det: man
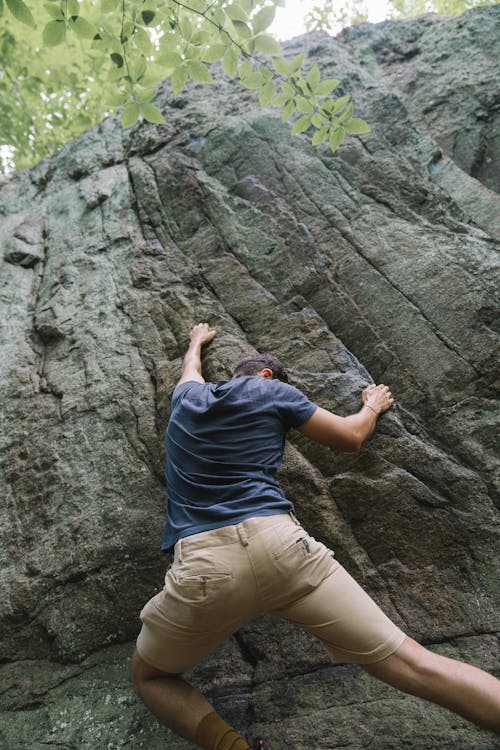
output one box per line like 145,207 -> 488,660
132,323 -> 500,749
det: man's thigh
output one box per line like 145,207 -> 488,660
136,534 -> 257,673
274,556 -> 405,664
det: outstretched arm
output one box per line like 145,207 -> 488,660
298,383 -> 394,452
175,323 -> 216,389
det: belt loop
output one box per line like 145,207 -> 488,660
237,524 -> 249,547
289,511 -> 301,526
178,539 -> 183,562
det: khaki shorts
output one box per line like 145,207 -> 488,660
136,514 -> 405,673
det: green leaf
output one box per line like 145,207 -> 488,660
141,10 -> 155,26
137,64 -> 164,87
331,95 -> 350,114
259,64 -> 273,82
0,0 -> 4,16
289,53 -> 304,72
311,126 -> 329,146
311,113 -> 327,128
329,125 -> 345,151
140,102 -> 165,124
292,114 -> 312,135
158,50 -> 183,70
187,60 -> 212,83
252,5 -> 275,34
104,90 -> 128,107
185,0 -> 205,11
136,87 -> 157,103
295,96 -> 314,113
254,33 -> 281,56
6,0 -> 35,27
315,78 -> 340,96
172,64 -> 188,94
71,16 -> 97,39
101,0 -> 119,11
122,100 -> 139,128
133,27 -> 154,55
281,99 -> 295,122
43,19 -> 66,46
223,46 -> 238,78
107,64 -> 124,81
271,91 -> 289,107
129,54 -> 147,82
178,15 -> 193,41
67,0 -> 79,15
306,64 -> 321,90
273,57 -> 290,77
238,59 -> 252,79
232,20 -> 252,39
338,101 -> 354,123
259,80 -> 276,107
242,38 -> 255,55
44,3 -> 64,20
344,117 -> 371,135
110,52 -> 124,68
121,20 -> 134,41
191,29 -> 211,46
225,3 -> 248,22
296,77 -> 309,95
202,44 -> 226,63
241,71 -> 263,89
210,8 -> 225,27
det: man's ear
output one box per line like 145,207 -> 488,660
258,368 -> 273,380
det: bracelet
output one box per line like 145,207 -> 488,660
364,403 -> 379,416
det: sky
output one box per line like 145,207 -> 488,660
270,0 -> 392,39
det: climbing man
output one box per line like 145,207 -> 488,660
132,322 -> 500,749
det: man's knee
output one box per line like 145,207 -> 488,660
131,648 -> 179,698
363,637 -> 438,693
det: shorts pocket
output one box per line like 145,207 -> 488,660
271,524 -> 337,595
271,522 -> 314,560
168,549 -> 233,607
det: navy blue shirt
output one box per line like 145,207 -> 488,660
161,376 -> 317,550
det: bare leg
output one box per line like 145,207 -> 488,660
131,649 -> 213,743
364,636 -> 500,733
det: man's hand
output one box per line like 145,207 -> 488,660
189,323 -> 216,346
175,323 -> 216,389
362,383 -> 394,415
298,382 -> 395,452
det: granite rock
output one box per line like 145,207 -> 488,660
0,6 -> 499,749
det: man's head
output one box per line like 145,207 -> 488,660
232,354 -> 289,383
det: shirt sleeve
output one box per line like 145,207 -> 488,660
272,381 -> 318,430
171,380 -> 204,407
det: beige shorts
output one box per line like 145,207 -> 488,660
136,514 -> 405,673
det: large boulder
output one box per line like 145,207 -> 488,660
0,6 -> 498,748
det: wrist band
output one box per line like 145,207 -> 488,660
364,403 -> 379,416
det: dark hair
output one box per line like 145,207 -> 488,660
232,354 -> 289,383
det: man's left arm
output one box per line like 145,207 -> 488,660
175,323 -> 216,389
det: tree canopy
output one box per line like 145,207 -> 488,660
0,0 -> 497,174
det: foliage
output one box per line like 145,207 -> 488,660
306,0 -> 368,34
305,0 -> 499,32
2,0 -> 498,173
0,2 -> 111,172
390,0 -> 499,17
0,0 -> 371,173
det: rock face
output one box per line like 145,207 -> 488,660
1,6 -> 499,749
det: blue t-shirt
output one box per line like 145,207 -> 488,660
161,376 -> 317,550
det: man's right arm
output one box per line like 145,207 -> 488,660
297,384 -> 394,452
174,322 -> 216,390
